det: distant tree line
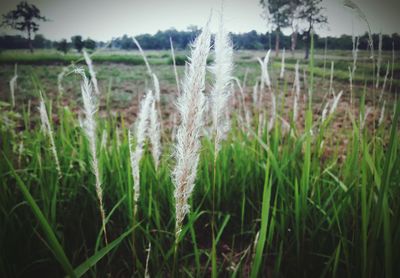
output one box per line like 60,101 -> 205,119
2,1 -> 400,55
1,29 -> 400,53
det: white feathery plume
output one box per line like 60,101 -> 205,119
351,34 -> 359,75
129,91 -> 153,216
344,0 -> 374,59
329,61 -> 335,96
210,11 -> 234,152
202,96 -> 212,138
329,90 -> 343,115
173,21 -> 211,239
171,112 -> 177,142
79,71 -> 107,242
57,67 -> 68,95
149,96 -> 161,170
321,102 -> 329,122
83,50 -> 100,95
184,61 -> 189,76
280,48 -> 285,79
38,95 -> 61,178
264,50 -> 272,89
257,57 -> 265,90
233,77 -> 247,126
9,69 -> 18,108
133,38 -> 163,137
128,130 -> 137,212
78,114 -> 84,128
259,50 -> 272,90
348,66 -> 353,105
133,37 -> 152,76
379,101 -> 386,126
252,81 -> 259,107
170,37 -> 181,95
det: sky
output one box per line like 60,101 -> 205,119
0,0 -> 399,41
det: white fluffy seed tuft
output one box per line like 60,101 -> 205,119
83,50 -> 100,95
38,94 -> 61,178
129,91 -> 154,216
173,21 -> 211,239
210,11 -> 234,152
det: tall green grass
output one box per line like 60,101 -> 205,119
1,39 -> 400,277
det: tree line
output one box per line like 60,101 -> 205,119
1,30 -> 399,53
1,1 -> 399,55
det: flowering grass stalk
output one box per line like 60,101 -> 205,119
257,50 -> 271,90
210,12 -> 234,152
9,65 -> 18,108
129,90 -> 153,216
252,81 -> 259,108
149,96 -> 161,170
57,67 -> 68,96
349,66 -> 353,105
172,21 -> 211,240
79,70 -> 107,243
83,50 -> 100,95
38,94 -> 61,178
170,37 -> 181,95
329,61 -> 335,95
133,37 -> 152,76
379,101 -> 386,126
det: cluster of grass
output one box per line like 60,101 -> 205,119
1,39 -> 400,278
1,94 -> 399,277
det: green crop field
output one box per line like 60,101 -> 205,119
1,29 -> 400,278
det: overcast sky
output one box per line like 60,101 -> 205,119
0,0 -> 399,41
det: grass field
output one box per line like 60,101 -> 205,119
1,37 -> 400,278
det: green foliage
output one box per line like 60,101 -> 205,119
84,38 -> 96,51
55,39 -> 70,54
0,44 -> 400,277
1,1 -> 47,52
168,54 -> 187,65
71,35 -> 84,53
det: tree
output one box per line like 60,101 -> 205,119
33,34 -> 51,48
288,0 -> 301,56
71,35 -> 84,52
56,39 -> 69,54
84,38 -> 96,51
298,0 -> 327,59
260,0 -> 291,56
1,1 -> 47,53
